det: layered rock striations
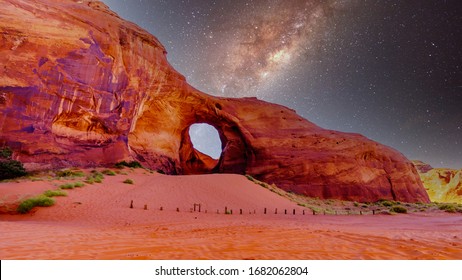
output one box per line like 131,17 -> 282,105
0,0 -> 429,202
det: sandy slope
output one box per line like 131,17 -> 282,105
1,170 -> 461,259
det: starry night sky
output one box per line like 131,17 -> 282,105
101,0 -> 462,168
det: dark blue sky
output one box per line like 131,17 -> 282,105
102,0 -> 461,168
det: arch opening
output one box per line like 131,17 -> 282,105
179,120 -> 250,175
188,123 -> 222,160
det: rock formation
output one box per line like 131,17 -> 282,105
413,161 -> 462,204
0,0 -> 430,202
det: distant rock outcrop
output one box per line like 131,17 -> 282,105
413,161 -> 462,204
412,160 -> 434,174
0,0 -> 429,202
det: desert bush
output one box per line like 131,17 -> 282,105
59,183 -> 75,189
55,169 -> 85,178
381,200 -> 395,207
115,161 -> 143,169
43,190 -> 67,197
17,195 -> 55,214
102,169 -> 116,176
74,181 -> 84,188
85,172 -> 104,184
390,205 -> 407,214
0,147 -> 27,180
123,178 -> 134,184
0,159 -> 27,180
0,147 -> 13,158
438,204 -> 457,213
85,177 -> 95,184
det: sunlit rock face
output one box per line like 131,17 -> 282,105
0,0 -> 429,202
413,161 -> 462,204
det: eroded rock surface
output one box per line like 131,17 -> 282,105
0,0 -> 429,202
413,161 -> 462,203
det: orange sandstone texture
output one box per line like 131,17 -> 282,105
0,0 -> 429,202
0,172 -> 460,260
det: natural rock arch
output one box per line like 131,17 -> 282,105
178,106 -> 251,174
0,0 -> 430,203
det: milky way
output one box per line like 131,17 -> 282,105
209,1 -> 331,97
102,0 -> 461,168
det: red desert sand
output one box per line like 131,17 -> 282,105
1,170 -> 461,260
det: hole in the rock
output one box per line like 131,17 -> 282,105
188,123 -> 222,160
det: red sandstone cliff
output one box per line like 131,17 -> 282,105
0,0 -> 430,202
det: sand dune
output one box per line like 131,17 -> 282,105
1,170 -> 461,259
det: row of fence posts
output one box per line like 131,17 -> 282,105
129,200 -> 377,215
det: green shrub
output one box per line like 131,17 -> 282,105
74,181 -> 84,188
59,183 -> 75,189
0,159 -> 27,180
85,172 -> 104,184
0,147 -> 27,180
55,169 -> 85,178
390,205 -> 407,214
381,200 -> 395,207
438,204 -> 457,213
17,195 -> 55,214
85,177 -> 95,184
0,147 -> 13,158
43,190 -> 67,197
115,161 -> 143,169
123,178 -> 134,184
59,182 -> 85,189
102,169 -> 116,176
